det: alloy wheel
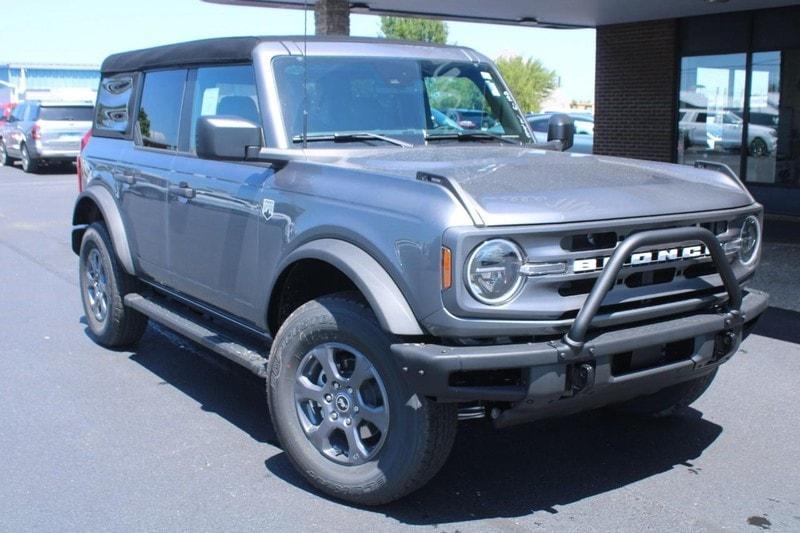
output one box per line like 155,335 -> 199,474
294,342 -> 390,465
85,248 -> 109,322
21,145 -> 29,171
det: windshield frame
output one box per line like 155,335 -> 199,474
269,53 -> 534,150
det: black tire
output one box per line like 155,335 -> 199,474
20,143 -> 38,173
79,222 -> 148,348
0,139 -> 11,166
609,369 -> 718,418
267,292 -> 457,505
749,137 -> 769,157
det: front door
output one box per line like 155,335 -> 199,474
166,64 -> 271,322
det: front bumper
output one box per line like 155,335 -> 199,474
392,226 -> 769,427
392,289 -> 767,425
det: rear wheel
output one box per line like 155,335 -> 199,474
20,143 -> 38,173
267,293 -> 457,505
609,370 -> 718,418
0,139 -> 11,166
79,222 -> 148,348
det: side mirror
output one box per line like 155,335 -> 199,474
196,115 -> 261,160
547,113 -> 575,152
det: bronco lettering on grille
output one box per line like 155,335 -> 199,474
573,244 -> 709,273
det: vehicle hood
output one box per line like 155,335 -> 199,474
334,145 -> 754,226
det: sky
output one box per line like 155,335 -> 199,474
0,0 -> 596,102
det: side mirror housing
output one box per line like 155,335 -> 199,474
547,113 -> 575,152
196,115 -> 261,160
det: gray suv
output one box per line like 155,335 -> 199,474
72,37 -> 768,505
0,100 -> 93,172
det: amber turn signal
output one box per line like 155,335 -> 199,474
441,246 -> 452,290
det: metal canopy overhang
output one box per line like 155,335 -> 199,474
203,0 -> 800,28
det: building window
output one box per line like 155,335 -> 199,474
677,54 -> 747,174
678,51 -> 800,189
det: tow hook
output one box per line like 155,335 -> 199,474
569,363 -> 596,394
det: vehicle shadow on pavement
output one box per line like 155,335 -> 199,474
266,405 -> 722,523
108,322 -> 722,524
120,325 -> 279,446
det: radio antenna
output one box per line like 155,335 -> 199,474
302,0 -> 309,149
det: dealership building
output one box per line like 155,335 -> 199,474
210,0 -> 800,217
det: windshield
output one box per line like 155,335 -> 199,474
38,106 -> 94,121
273,56 -> 531,146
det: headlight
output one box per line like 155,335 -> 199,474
466,239 -> 524,305
739,215 -> 761,266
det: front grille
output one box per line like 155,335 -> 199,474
487,211 -> 749,322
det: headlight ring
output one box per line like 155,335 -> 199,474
739,215 -> 761,266
466,239 -> 525,305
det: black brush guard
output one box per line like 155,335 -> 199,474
391,227 -> 767,416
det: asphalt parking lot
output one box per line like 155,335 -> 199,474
1,164 -> 799,532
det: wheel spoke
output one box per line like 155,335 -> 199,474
359,405 -> 389,434
306,418 -> 335,450
312,345 -> 343,382
347,352 -> 374,389
345,425 -> 370,462
294,375 -> 324,403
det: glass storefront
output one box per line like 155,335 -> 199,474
678,49 -> 800,197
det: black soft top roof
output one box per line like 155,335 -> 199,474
101,36 -> 263,74
100,35 -> 465,74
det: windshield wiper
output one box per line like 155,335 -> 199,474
424,131 -> 520,145
292,132 -> 413,148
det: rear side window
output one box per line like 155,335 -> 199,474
137,69 -> 187,150
188,65 -> 260,152
40,106 -> 94,121
95,74 -> 136,134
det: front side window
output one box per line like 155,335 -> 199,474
189,64 -> 260,152
137,69 -> 186,150
273,56 -> 531,146
10,103 -> 24,121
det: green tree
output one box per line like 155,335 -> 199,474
380,16 -> 448,44
495,56 -> 557,113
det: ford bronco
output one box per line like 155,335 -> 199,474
72,37 -> 769,505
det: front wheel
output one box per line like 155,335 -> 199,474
267,293 -> 457,505
20,143 -> 38,173
609,369 -> 718,418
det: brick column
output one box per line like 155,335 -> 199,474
594,20 -> 679,162
315,0 -> 350,36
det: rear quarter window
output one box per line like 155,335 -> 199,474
94,74 -> 136,135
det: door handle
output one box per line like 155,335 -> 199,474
171,181 -> 195,199
114,169 -> 136,184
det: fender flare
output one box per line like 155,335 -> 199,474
72,185 -> 136,275
279,239 -> 424,336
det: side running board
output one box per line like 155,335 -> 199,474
124,293 -> 269,377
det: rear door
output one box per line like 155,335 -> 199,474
167,64 -> 271,322
117,68 -> 187,284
